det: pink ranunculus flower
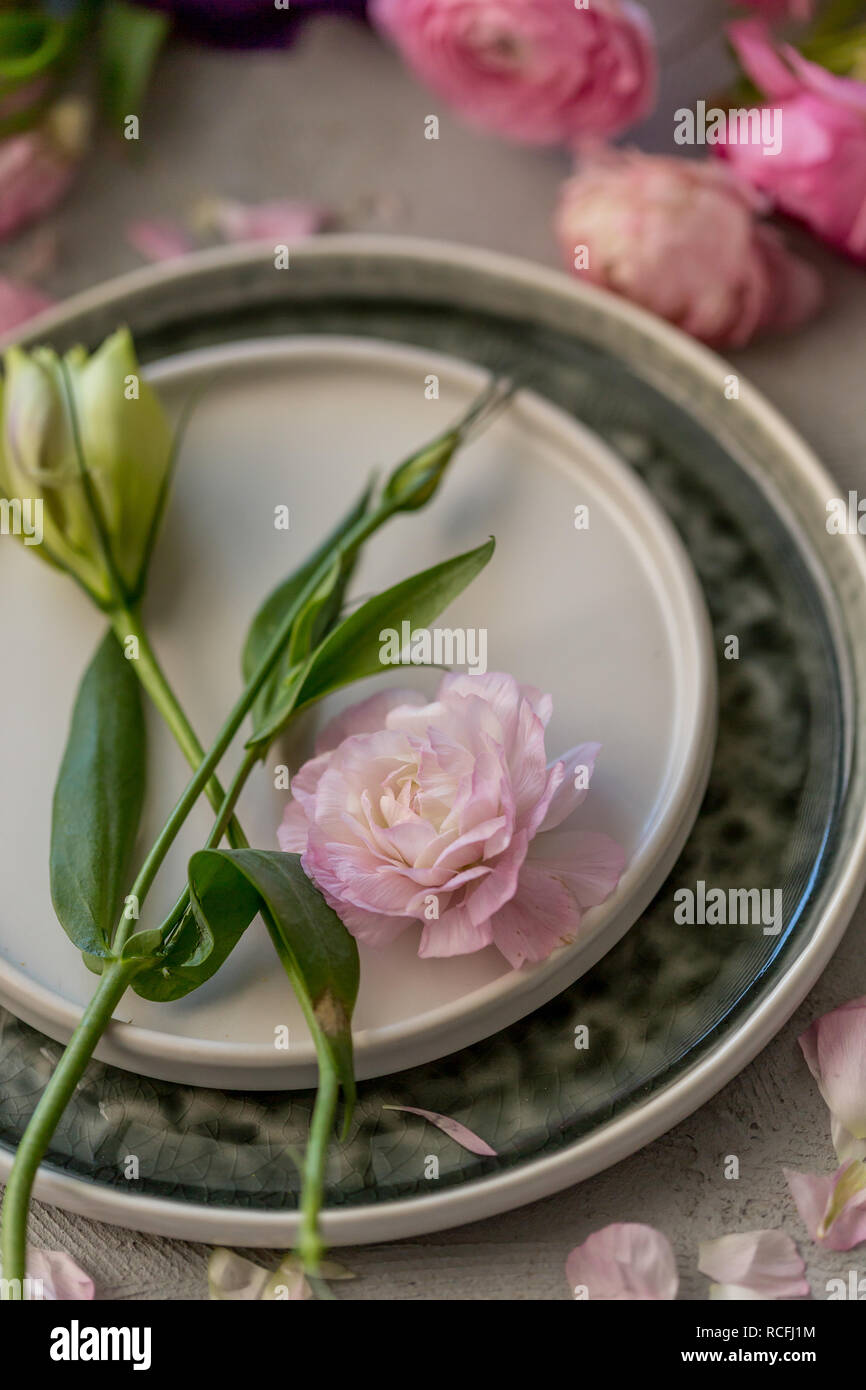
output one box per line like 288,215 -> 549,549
370,0 -> 657,146
798,996 -> 866,1163
720,20 -> 866,261
278,673 -> 625,967
0,98 -> 89,243
565,1223 -> 678,1301
554,148 -> 822,348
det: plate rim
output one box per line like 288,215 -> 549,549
0,332 -> 717,1088
2,234 -> 865,1246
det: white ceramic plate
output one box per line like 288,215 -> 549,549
0,336 -> 715,1087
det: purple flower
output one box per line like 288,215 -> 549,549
140,0 -> 367,49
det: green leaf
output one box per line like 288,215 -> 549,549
98,1 -> 170,134
50,631 -> 146,958
243,479 -> 373,740
149,850 -> 359,1114
131,856 -> 262,1002
247,537 -> 496,750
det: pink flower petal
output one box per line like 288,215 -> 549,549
382,1104 -> 497,1156
0,1250 -> 95,1300
698,1230 -> 809,1300
786,1162 -> 866,1251
199,197 -> 330,244
798,996 -> 866,1161
539,741 -> 601,831
0,276 -> 53,334
566,1223 -> 678,1301
126,218 -> 195,263
315,688 -> 425,753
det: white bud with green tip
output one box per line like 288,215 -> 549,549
0,327 -> 173,606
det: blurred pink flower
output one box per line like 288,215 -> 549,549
0,277 -> 53,335
0,99 -> 88,243
555,148 -> 822,347
698,1230 -> 809,1300
370,0 -> 657,145
565,1224 -> 678,1301
278,673 -> 625,967
721,20 -> 866,261
786,1161 -> 866,1251
799,996 -> 866,1163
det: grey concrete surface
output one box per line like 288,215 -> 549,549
2,17 -> 865,1301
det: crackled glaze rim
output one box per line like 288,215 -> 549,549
1,236 -> 864,1247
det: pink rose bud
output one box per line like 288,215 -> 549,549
721,20 -> 866,262
370,0 -> 657,145
0,98 -> 89,243
555,148 -> 823,347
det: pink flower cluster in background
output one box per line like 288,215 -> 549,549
720,21 -> 866,263
370,0 -> 656,145
555,148 -> 822,347
279,672 -> 625,968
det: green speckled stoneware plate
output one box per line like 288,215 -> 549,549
1,238 -> 865,1247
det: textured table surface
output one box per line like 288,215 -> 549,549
2,17 -> 866,1301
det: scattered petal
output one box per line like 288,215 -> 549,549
786,1161 -> 866,1251
126,218 -> 195,262
698,1230 -> 809,1300
196,196 -> 330,244
382,1104 -> 497,1156
208,1248 -> 311,1300
0,1249 -> 94,1300
566,1223 -> 678,1301
798,996 -> 866,1162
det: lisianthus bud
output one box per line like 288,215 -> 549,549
383,378 -> 514,512
0,328 -> 173,605
382,430 -> 460,512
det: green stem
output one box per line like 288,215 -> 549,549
296,1051 -> 339,1276
0,957 -> 142,1295
108,606 -> 248,852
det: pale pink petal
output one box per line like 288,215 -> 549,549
26,1250 -> 94,1300
200,197 -> 330,244
315,688 -> 425,753
566,1223 -> 678,1301
698,1230 -> 809,1300
528,829 -> 627,908
489,859 -> 584,969
418,899 -> 496,957
0,276 -> 53,334
538,742 -> 601,831
126,218 -> 195,262
383,1105 -> 497,1156
798,997 -> 866,1161
786,1162 -> 866,1251
277,799 -> 310,853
